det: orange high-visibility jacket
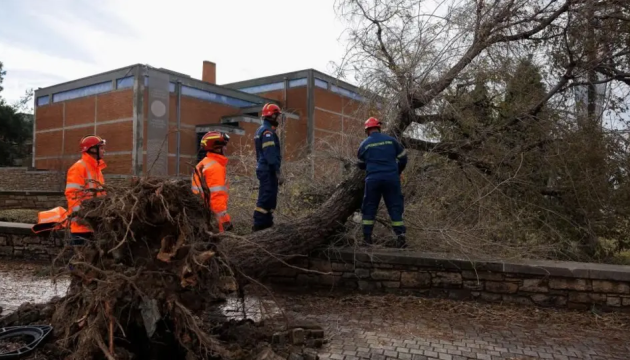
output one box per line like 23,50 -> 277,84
191,152 -> 231,232
65,153 -> 107,233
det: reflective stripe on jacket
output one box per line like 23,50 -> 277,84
191,152 -> 231,231
65,153 -> 107,233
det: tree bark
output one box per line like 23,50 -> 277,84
225,169 -> 365,275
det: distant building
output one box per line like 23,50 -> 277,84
32,62 -> 379,177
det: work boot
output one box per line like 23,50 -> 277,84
395,234 -> 408,249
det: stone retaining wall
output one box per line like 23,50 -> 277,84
3,220 -> 630,311
0,191 -> 67,210
0,222 -> 64,261
266,249 -> 630,311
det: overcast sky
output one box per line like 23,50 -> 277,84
0,0 -> 349,104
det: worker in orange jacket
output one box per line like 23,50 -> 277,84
191,131 -> 233,232
65,135 -> 107,245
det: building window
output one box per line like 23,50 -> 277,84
181,85 -> 258,108
52,81 -> 113,103
117,76 -> 134,89
331,85 -> 365,102
289,78 -> 308,88
238,81 -> 285,94
314,78 -> 328,89
36,95 -> 50,107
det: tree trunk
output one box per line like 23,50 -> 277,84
226,168 -> 365,275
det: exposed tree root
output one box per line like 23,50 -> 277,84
1,176 -> 347,359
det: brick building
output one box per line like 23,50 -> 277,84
32,61 -> 378,176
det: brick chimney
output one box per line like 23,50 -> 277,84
202,61 -> 216,84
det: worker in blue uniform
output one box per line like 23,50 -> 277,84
252,103 -> 285,232
357,117 -> 408,248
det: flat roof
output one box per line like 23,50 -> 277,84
34,64 -> 278,108
221,68 -> 383,103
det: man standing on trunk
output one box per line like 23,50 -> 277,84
252,103 -> 285,232
357,117 -> 408,248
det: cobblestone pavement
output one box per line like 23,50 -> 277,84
274,292 -> 630,360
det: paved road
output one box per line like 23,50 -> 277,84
271,292 -> 630,360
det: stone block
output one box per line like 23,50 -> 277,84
448,289 -> 473,300
568,292 -> 606,304
462,270 -> 503,281
530,294 -> 567,307
371,269 -> 400,281
318,275 -> 340,286
376,264 -> 394,269
296,274 -> 314,284
308,329 -> 324,339
268,277 -> 297,285
287,353 -> 304,360
23,237 -> 42,245
305,339 -> 324,348
480,292 -> 502,302
0,236 -> 6,246
592,280 -> 630,294
463,280 -> 483,291
501,295 -> 533,306
606,296 -> 621,307
290,328 -> 305,345
331,262 -> 354,272
12,237 -> 23,246
432,272 -> 462,287
485,281 -> 518,294
310,260 -> 332,273
382,281 -> 400,288
622,296 -> 630,306
303,349 -> 319,360
354,268 -> 370,279
267,266 -> 297,277
549,278 -> 590,291
521,279 -> 548,293
400,271 -> 431,288
358,280 -> 378,291
0,246 -> 13,256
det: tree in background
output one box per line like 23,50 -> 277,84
0,61 -> 5,93
0,61 -> 34,166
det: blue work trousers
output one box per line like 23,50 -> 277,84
253,169 -> 278,229
361,178 -> 405,237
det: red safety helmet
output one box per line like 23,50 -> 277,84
364,117 -> 382,130
80,135 -> 106,152
200,131 -> 230,151
261,103 -> 281,117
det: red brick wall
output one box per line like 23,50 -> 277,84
64,97 -> 95,127
35,104 -> 63,131
34,89 -> 134,175
312,88 -> 368,180
97,90 -> 133,122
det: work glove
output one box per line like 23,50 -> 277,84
223,221 -> 234,232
